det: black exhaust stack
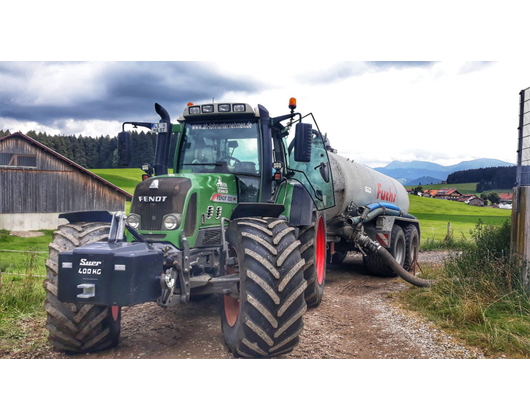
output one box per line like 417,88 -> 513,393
154,103 -> 172,176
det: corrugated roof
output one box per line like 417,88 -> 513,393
0,132 -> 132,201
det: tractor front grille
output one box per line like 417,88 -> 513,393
131,177 -> 192,231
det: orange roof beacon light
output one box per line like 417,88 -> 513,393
289,97 -> 297,112
187,102 -> 194,107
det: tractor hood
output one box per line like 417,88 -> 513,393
130,177 -> 192,231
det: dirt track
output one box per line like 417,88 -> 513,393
61,251 -> 483,360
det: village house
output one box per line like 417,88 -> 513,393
499,193 -> 513,204
468,197 -> 486,206
457,194 -> 478,203
434,188 -> 462,201
421,189 -> 439,198
0,132 -> 132,230
421,189 -> 462,201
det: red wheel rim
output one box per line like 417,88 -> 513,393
111,306 -> 119,321
224,247 -> 240,327
316,217 -> 326,285
224,295 -> 239,327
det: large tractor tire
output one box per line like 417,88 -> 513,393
44,222 -> 122,353
299,211 -> 327,307
221,217 -> 307,358
363,224 -> 406,277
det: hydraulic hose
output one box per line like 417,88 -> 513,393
341,203 -> 431,287
374,246 -> 432,288
355,233 -> 432,288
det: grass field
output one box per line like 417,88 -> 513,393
0,230 -> 51,276
408,194 -> 511,244
92,168 -> 144,195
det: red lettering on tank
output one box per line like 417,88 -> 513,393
376,183 -> 396,203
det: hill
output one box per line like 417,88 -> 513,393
373,158 -> 514,185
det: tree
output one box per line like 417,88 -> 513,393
413,186 -> 423,195
487,192 -> 500,205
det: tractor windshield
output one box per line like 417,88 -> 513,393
177,122 -> 260,176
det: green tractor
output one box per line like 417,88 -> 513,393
44,99 -> 335,358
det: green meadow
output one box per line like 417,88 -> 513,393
92,168 -> 146,195
408,194 -> 511,243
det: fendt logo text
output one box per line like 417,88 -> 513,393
138,196 -> 168,202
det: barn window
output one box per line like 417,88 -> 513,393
0,153 -> 37,167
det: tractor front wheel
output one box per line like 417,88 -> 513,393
44,222 -> 121,353
220,217 -> 307,358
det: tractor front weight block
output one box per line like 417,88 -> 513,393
58,242 -> 164,306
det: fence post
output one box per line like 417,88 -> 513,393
0,261 -> 2,292
445,222 -> 451,241
512,88 -> 530,287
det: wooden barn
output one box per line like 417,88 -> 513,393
0,132 -> 132,230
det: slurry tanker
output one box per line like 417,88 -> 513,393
44,98 -> 426,358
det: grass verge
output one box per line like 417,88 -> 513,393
0,231 -> 52,357
401,220 -> 530,358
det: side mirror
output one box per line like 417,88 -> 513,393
117,131 -> 131,167
293,123 -> 312,162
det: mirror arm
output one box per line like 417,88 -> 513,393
271,112 -> 302,128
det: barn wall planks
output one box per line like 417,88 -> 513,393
0,135 -> 126,214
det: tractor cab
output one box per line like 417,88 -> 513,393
176,104 -> 262,203
174,100 -> 335,211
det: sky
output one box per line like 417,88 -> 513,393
0,60 -> 526,168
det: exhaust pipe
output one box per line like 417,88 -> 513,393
154,103 -> 172,176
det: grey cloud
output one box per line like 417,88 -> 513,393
303,61 -> 437,84
0,62 -> 266,126
367,61 -> 437,69
458,61 -> 495,75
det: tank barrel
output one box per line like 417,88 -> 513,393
325,152 -> 410,220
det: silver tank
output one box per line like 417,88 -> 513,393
325,152 -> 410,219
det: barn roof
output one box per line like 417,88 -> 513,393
0,132 -> 132,201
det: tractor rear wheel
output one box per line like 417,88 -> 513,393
44,222 -> 121,353
300,211 -> 327,307
220,217 -> 307,358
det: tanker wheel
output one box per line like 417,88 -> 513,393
43,222 -> 121,353
363,224 -> 406,277
300,211 -> 327,307
220,217 -> 307,358
403,224 -> 420,272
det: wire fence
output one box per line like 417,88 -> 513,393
0,249 -> 49,283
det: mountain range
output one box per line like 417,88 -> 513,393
371,158 -> 515,185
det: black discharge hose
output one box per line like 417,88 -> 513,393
373,246 -> 432,288
355,233 -> 432,288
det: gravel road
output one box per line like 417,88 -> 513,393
62,250 -> 483,360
